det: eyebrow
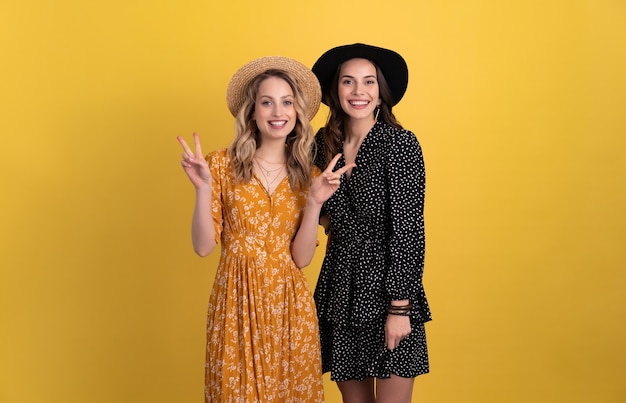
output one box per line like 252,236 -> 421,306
258,94 -> 294,99
340,74 -> 377,79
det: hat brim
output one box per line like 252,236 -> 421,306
312,43 -> 408,106
226,56 -> 321,121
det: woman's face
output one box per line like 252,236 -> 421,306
337,58 -> 380,121
253,76 -> 297,141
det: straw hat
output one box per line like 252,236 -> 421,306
226,56 -> 322,121
312,43 -> 408,106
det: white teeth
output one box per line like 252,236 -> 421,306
269,121 -> 287,127
350,101 -> 368,106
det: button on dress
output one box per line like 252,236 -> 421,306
203,149 -> 324,402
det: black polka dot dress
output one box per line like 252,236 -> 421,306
313,121 -> 431,382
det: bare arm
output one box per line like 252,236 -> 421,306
190,186 -> 216,257
177,133 -> 217,257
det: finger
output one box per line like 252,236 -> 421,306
333,162 -> 356,176
177,136 -> 194,157
323,173 -> 339,185
324,153 -> 343,173
193,132 -> 204,157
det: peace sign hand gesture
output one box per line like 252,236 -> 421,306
308,153 -> 355,205
177,133 -> 213,190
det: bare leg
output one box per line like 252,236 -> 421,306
337,378 -> 375,403
375,375 -> 415,403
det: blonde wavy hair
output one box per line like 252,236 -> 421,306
227,69 -> 315,191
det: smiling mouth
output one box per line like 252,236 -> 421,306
268,121 -> 288,127
349,100 -> 370,106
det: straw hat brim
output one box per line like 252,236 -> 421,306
312,43 -> 408,106
226,56 -> 321,121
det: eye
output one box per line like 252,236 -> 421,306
341,79 -> 353,85
261,100 -> 272,106
366,79 -> 376,85
283,100 -> 293,106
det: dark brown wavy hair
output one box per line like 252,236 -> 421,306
321,60 -> 403,164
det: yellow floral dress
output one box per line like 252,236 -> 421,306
204,149 -> 324,403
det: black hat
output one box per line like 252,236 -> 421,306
311,43 -> 408,106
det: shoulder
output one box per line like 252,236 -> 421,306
206,148 -> 230,169
206,148 -> 228,160
377,122 -> 419,146
314,128 -> 325,150
314,127 -> 324,139
313,128 -> 326,168
312,165 -> 323,177
373,122 -> 422,158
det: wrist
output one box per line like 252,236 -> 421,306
195,183 -> 212,194
306,196 -> 323,209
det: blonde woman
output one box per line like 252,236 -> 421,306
177,56 -> 351,402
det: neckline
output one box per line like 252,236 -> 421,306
253,172 -> 288,197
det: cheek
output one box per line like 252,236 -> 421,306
367,85 -> 380,99
287,106 -> 297,120
287,116 -> 297,130
287,114 -> 297,130
252,107 -> 261,121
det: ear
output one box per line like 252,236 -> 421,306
377,99 -> 382,106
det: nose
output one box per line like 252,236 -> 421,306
352,82 -> 364,94
272,103 -> 283,116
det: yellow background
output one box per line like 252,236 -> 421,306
1,0 -> 625,402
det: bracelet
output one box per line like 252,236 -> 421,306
387,303 -> 412,316
389,304 -> 412,310
387,308 -> 411,316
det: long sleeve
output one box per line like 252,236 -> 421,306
385,130 -> 426,300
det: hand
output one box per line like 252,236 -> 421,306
308,154 -> 355,205
385,314 -> 411,350
177,133 -> 213,190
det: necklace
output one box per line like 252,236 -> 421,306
254,154 -> 286,166
254,157 -> 284,175
254,157 -> 285,194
